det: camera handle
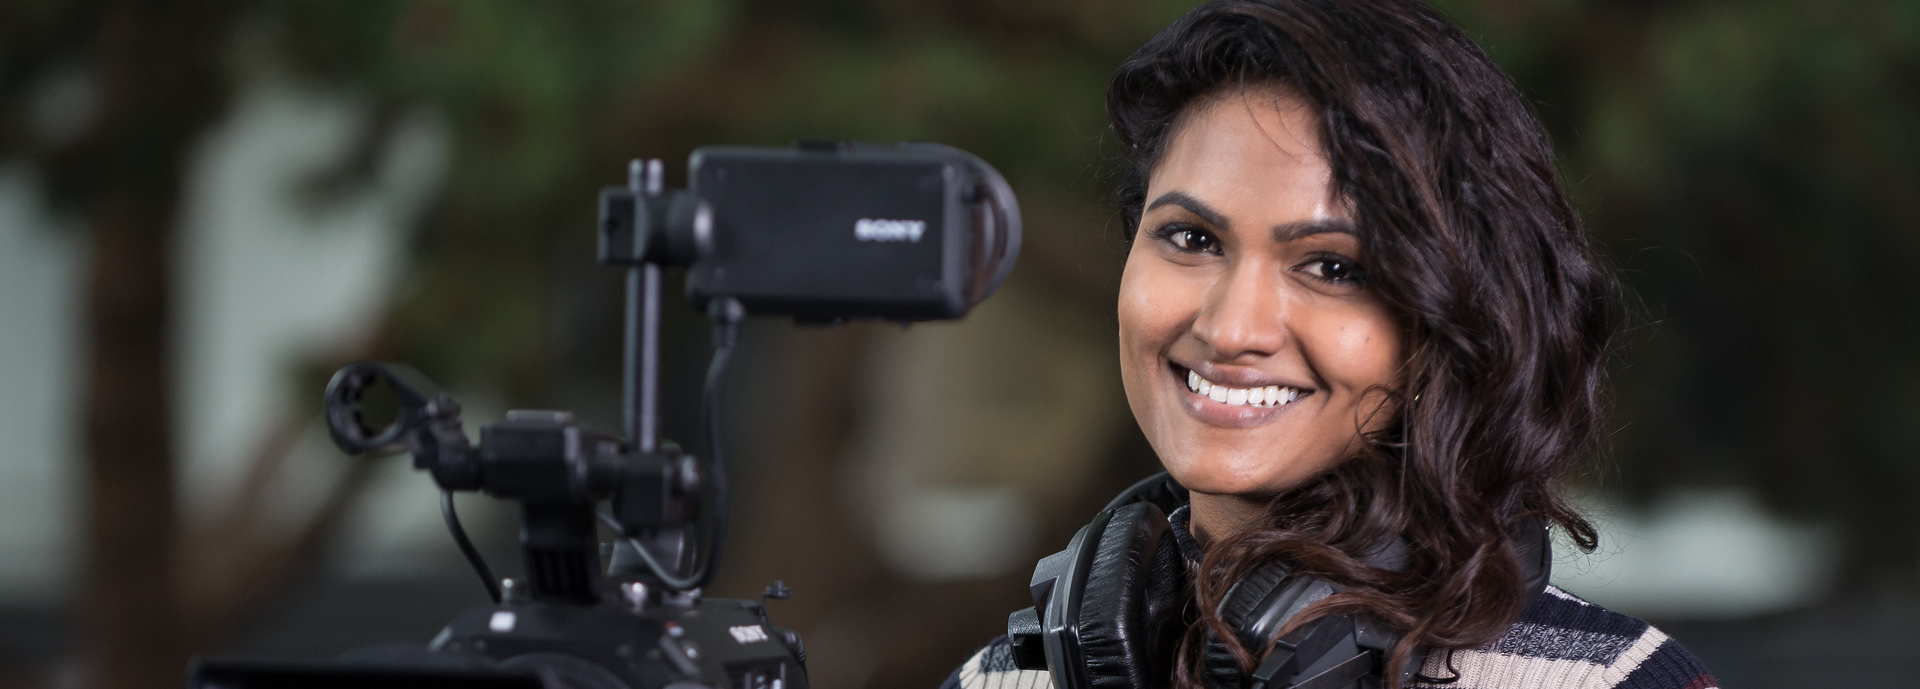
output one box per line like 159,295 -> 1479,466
598,159 -> 733,592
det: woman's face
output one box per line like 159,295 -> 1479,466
1118,90 -> 1404,533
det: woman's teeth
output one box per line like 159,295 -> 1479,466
1185,370 -> 1303,407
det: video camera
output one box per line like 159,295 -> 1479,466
188,141 -> 1021,689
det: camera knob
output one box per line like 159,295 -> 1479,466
621,581 -> 649,612
499,578 -> 523,604
675,455 -> 703,494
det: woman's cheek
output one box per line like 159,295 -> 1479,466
1118,258 -> 1179,352
1310,302 -> 1406,441
1304,302 -> 1398,387
1343,307 -> 1405,401
1116,253 -> 1166,420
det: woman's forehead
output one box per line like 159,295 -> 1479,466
1147,90 -> 1346,231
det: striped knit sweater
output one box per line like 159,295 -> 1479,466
943,584 -> 1717,689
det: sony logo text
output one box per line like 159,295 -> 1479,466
854,218 -> 925,243
729,624 -> 770,644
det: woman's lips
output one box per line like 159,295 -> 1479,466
1170,363 -> 1313,428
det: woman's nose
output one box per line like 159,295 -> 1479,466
1190,261 -> 1287,360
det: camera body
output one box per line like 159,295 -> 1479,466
197,591 -> 804,689
186,141 -> 1020,689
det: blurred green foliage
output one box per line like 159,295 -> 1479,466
1432,0 -> 1920,579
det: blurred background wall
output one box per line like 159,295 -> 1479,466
0,1 -> 1916,688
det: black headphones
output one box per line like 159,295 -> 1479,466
1008,473 -> 1551,689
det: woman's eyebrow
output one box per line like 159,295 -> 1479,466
1145,191 -> 1230,229
1272,218 -> 1358,242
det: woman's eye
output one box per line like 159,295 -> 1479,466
1297,256 -> 1369,283
1157,226 -> 1219,254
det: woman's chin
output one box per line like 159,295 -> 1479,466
1161,457 -> 1299,499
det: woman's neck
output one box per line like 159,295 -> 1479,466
1184,491 -> 1267,549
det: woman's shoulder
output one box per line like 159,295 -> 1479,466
941,635 -> 1048,689
939,587 -> 1719,689
1407,585 -> 1718,689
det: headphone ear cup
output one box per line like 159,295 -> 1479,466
1200,564 -> 1292,689
1514,517 -> 1552,612
1140,523 -> 1186,682
1075,502 -> 1178,689
1201,630 -> 1248,689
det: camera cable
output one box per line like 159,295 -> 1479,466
698,297 -> 746,589
597,297 -> 746,592
442,490 -> 502,603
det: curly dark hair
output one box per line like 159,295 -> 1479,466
1106,0 -> 1615,685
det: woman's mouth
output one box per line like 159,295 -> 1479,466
1174,363 -> 1310,407
1183,368 -> 1305,407
1169,363 -> 1313,427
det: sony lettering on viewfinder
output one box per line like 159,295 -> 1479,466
853,218 -> 926,243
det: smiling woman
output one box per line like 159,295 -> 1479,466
945,2 -> 1718,689
1120,90 -> 1405,538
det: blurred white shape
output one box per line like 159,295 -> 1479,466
175,79 -> 444,512
171,78 -> 460,573
874,487 -> 1035,582
1554,488 -> 1835,619
0,166 -> 84,600
0,74 -> 475,598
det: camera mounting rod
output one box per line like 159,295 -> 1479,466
597,158 -> 723,591
598,158 -> 713,451
627,160 -> 661,453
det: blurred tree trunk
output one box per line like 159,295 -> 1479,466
80,201 -> 184,689
66,3 -> 227,687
